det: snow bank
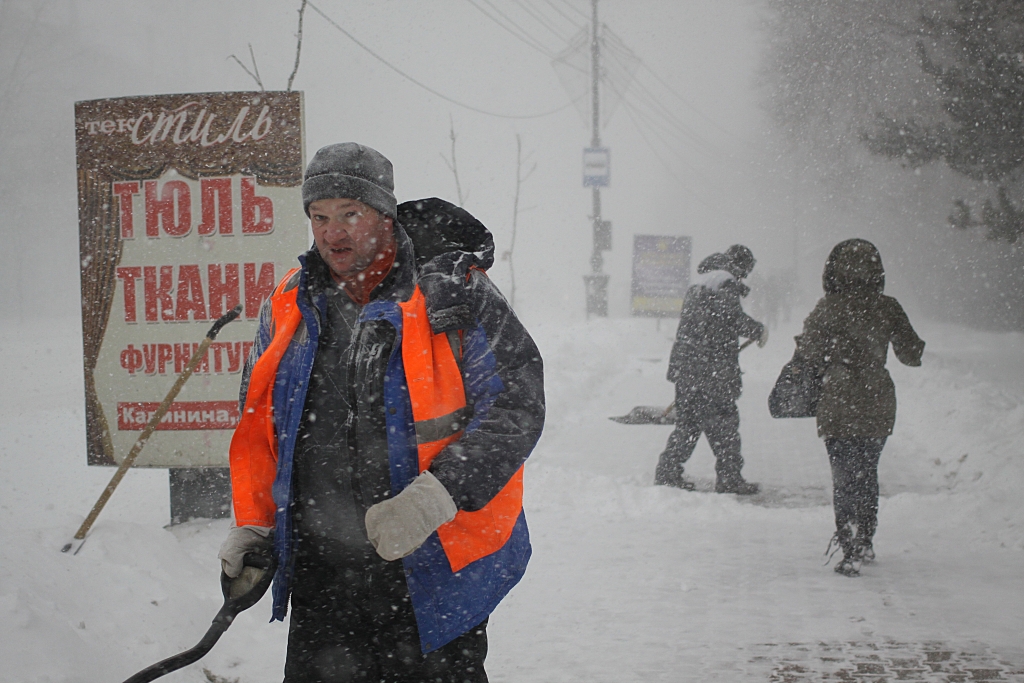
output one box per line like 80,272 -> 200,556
0,314 -> 1020,682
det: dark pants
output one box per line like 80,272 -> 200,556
825,437 -> 886,555
284,543 -> 489,683
655,387 -> 744,486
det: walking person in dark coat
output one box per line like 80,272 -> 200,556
655,244 -> 767,494
797,239 -> 924,576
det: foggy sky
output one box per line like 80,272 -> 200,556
7,0 -> 1004,333
0,0 -> 785,324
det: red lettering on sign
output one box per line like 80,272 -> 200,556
143,343 -> 158,374
144,265 -> 175,322
223,341 -> 243,373
174,264 -> 207,321
120,344 -> 143,375
121,262 -> 279,323
198,178 -> 233,236
145,179 -> 191,238
157,343 -> 173,374
244,262 -> 275,319
241,177 -> 274,234
210,342 -> 225,373
174,343 -> 191,374
122,340 -> 248,377
117,400 -> 239,431
116,266 -> 143,322
113,182 -> 140,239
208,263 -> 240,318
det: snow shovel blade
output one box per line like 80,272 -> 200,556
609,405 -> 676,425
121,551 -> 276,683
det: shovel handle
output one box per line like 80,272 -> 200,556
655,338 -> 757,422
121,553 -> 275,683
63,305 -> 243,552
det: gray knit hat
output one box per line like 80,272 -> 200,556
302,143 -> 397,218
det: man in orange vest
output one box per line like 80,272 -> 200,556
217,143 -> 545,682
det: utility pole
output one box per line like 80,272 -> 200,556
583,0 -> 611,317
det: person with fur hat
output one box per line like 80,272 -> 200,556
218,143 -> 545,681
655,244 -> 767,494
796,239 -> 924,577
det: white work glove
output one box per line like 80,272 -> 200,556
757,325 -> 769,348
365,471 -> 457,561
218,525 -> 273,578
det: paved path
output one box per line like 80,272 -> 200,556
752,641 -> 1024,682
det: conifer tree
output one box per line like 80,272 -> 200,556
863,0 -> 1024,243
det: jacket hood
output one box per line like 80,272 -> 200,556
822,238 -> 885,295
697,253 -> 733,275
697,247 -> 754,279
397,197 -> 495,271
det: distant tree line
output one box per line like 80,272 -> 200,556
862,1 -> 1024,243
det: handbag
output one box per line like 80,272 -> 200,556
768,337 -> 823,418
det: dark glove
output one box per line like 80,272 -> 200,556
757,324 -> 769,348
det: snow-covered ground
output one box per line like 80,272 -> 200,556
2,313 -> 1022,682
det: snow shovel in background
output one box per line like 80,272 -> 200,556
61,304 -> 243,555
609,338 -> 758,425
122,552 -> 277,683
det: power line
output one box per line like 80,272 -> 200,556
539,0 -> 586,32
620,98 -> 744,218
621,98 -> 714,181
639,61 -> 738,139
605,71 -> 711,179
555,0 -> 590,22
511,0 -> 573,43
601,39 -> 721,156
603,66 -> 730,199
307,2 -> 574,120
467,0 -> 557,59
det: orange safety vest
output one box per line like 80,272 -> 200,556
229,269 -> 524,572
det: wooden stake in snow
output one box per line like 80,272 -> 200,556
62,305 -> 243,555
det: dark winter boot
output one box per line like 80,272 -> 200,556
825,524 -> 861,577
715,477 -> 760,495
655,472 -> 696,491
655,456 -> 696,490
855,542 -> 875,564
834,554 -> 860,577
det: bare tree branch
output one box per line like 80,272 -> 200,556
506,133 -> 535,309
227,55 -> 260,89
440,115 -> 466,205
287,0 -> 308,92
248,43 -> 264,90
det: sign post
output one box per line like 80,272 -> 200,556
75,91 -> 307,523
630,235 -> 692,318
583,147 -> 611,317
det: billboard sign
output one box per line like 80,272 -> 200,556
631,235 -> 691,317
75,91 -> 306,468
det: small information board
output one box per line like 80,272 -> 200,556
630,235 -> 692,317
75,91 -> 307,468
583,147 -> 610,187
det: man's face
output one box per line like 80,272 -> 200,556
309,198 -> 394,282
